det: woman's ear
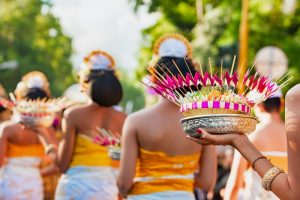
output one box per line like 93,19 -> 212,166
257,103 -> 266,113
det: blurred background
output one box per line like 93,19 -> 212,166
0,0 -> 299,113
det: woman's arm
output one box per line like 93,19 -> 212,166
195,145 -> 217,191
0,124 -> 8,167
56,109 -> 76,173
117,115 -> 139,197
34,109 -> 76,173
40,163 -> 59,176
186,84 -> 300,200
224,150 -> 247,200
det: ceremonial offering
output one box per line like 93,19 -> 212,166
14,98 -> 67,127
94,128 -> 121,160
142,34 -> 290,136
16,99 -> 63,127
143,58 -> 290,135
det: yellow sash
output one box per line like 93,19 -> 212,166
129,148 -> 200,195
69,134 -> 113,168
263,152 -> 288,172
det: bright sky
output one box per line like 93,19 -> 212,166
52,0 -> 158,72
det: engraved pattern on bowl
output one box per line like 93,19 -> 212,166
108,147 -> 121,160
20,115 -> 54,127
181,114 -> 259,136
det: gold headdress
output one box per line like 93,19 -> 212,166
153,33 -> 193,58
82,50 -> 115,70
149,33 -> 194,82
78,50 -> 117,91
15,71 -> 50,100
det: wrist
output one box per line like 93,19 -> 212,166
232,134 -> 249,149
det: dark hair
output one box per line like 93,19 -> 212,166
156,56 -> 197,77
0,106 -> 6,113
155,56 -> 199,95
262,97 -> 281,113
87,70 -> 123,107
24,88 -> 49,100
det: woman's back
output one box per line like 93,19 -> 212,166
69,103 -> 125,137
252,118 -> 286,152
4,121 -> 41,146
133,100 -> 202,155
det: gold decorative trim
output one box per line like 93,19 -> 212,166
153,33 -> 193,58
83,50 -> 115,69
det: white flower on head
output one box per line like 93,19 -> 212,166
88,54 -> 113,70
26,76 -> 45,89
159,38 -> 188,58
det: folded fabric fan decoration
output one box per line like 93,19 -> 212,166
93,128 -> 121,160
142,34 -> 291,136
5,94 -> 68,127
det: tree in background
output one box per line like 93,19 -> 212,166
0,0 -> 74,96
120,75 -> 146,114
132,0 -> 299,91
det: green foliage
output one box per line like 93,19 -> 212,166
133,0 -> 300,91
0,0 -> 74,96
119,74 -> 146,113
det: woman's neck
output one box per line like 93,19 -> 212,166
259,111 -> 282,123
158,97 -> 179,110
88,102 -> 111,112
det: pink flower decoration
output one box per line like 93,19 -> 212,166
101,138 -> 110,146
166,75 -> 176,90
243,70 -> 250,85
192,72 -> 201,86
213,74 -> 222,86
224,72 -> 238,87
208,74 -> 215,85
185,73 -> 193,87
199,72 -> 209,86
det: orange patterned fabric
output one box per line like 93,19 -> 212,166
129,148 -> 200,195
7,143 -> 44,158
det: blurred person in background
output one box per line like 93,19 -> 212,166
0,84 -> 12,124
0,71 -> 58,200
118,34 -> 217,200
224,89 -> 287,200
209,146 -> 233,200
35,50 -> 126,200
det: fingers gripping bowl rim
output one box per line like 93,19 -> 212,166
181,114 -> 259,136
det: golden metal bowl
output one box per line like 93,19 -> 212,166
108,147 -> 121,160
181,114 -> 259,136
20,114 -> 55,127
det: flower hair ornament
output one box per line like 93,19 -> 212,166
142,55 -> 291,136
149,33 -> 193,67
15,71 -> 50,100
78,50 -> 117,91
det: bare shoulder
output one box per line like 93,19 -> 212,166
248,124 -> 267,149
122,106 -> 155,134
126,106 -> 156,125
63,104 -> 87,119
112,109 -> 126,122
286,84 -> 300,100
0,120 -> 17,138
